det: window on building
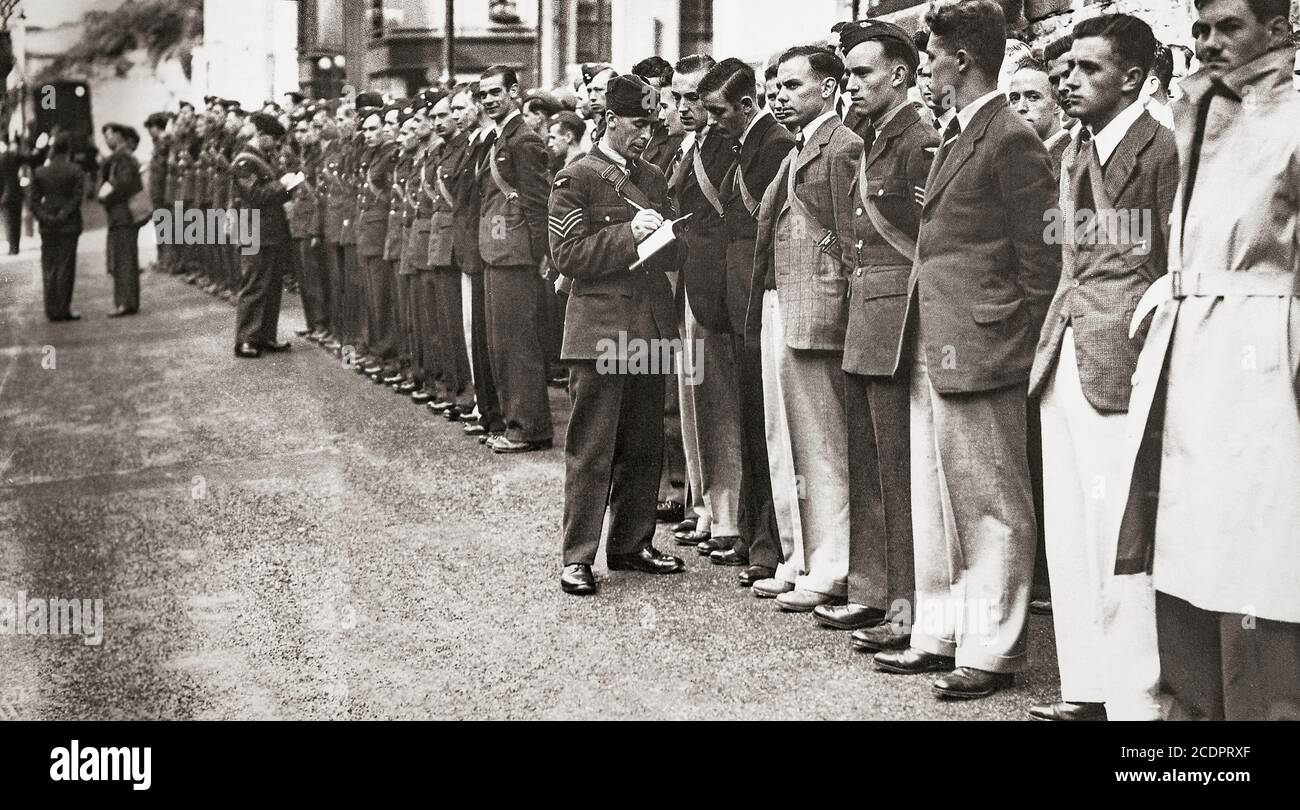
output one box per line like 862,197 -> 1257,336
679,0 -> 713,57
576,0 -> 612,64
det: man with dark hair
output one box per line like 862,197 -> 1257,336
521,91 -> 562,138
745,44 -> 860,611
871,0 -> 1060,699
1044,34 -> 1077,127
30,136 -> 85,321
549,74 -> 684,595
1009,58 -> 1070,182
231,113 -> 294,357
353,103 -> 402,377
143,112 -> 172,273
819,21 -> 936,648
476,65 -> 554,453
1114,0 -> 1300,721
582,63 -> 617,144
696,56 -> 792,586
632,55 -> 674,87
99,123 -> 145,317
668,52 -> 747,561
546,111 -> 586,166
1026,12 -> 1176,723
1144,45 -> 1175,127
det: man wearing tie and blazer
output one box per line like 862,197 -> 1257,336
744,45 -> 862,612
1026,14 -> 1176,722
872,0 -> 1061,699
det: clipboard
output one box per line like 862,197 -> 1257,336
629,212 -> 692,270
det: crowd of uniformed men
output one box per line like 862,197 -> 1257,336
134,0 -> 1298,720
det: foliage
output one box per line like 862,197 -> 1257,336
36,0 -> 203,84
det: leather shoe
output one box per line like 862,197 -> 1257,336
560,564 -> 597,595
1030,599 -> 1053,616
442,406 -> 462,421
672,517 -> 697,533
382,372 -> 405,385
493,437 -> 553,454
873,648 -> 956,675
812,603 -> 885,630
463,423 -> 488,436
607,545 -> 685,575
410,391 -> 433,404
458,411 -> 480,423
775,589 -> 845,613
655,500 -> 685,523
107,307 -> 133,318
480,432 -> 505,446
673,528 -> 710,545
234,342 -> 262,358
850,621 -> 911,652
1027,701 -> 1106,721
750,578 -> 794,599
396,380 -> 418,393
710,548 -> 748,566
933,667 -> 1015,700
260,340 -> 291,352
429,399 -> 456,412
738,565 -> 774,586
294,328 -> 311,337
696,536 -> 735,556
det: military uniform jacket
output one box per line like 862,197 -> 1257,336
671,126 -> 737,333
842,103 -> 936,377
358,141 -> 397,257
287,143 -> 322,240
476,114 -> 549,266
384,146 -> 415,262
427,133 -> 464,268
548,147 -> 679,361
232,145 -> 291,246
403,138 -> 437,272
642,124 -> 684,177
99,148 -> 143,228
148,133 -> 170,208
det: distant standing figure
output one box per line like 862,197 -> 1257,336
0,136 -> 25,254
29,136 -> 85,321
98,123 -> 144,317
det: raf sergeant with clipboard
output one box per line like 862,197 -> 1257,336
549,74 -> 686,596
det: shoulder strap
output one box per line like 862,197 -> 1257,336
785,153 -> 836,255
735,161 -> 760,218
691,144 -> 725,217
596,162 -> 653,212
857,154 -> 916,262
487,138 -> 519,201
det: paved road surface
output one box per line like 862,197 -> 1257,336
0,229 -> 1058,719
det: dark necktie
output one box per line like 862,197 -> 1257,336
795,132 -> 805,152
931,117 -> 961,173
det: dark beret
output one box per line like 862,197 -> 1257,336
840,19 -> 918,69
354,91 -> 385,110
548,110 -> 586,134
248,112 -> 286,138
412,88 -> 446,112
204,94 -> 219,104
144,112 -> 172,130
604,74 -> 657,118
580,62 -> 615,86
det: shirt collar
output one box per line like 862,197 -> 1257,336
739,107 -> 772,146
955,89 -> 1002,133
800,109 -> 838,144
873,100 -> 909,138
1088,98 -> 1145,166
494,109 -> 520,135
597,141 -> 628,170
679,129 -> 698,153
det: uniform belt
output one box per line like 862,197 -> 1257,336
1130,270 -> 1296,338
855,245 -> 910,266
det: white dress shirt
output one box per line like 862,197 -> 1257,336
1089,99 -> 1147,166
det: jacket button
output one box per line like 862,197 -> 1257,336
876,188 -> 885,196
855,268 -> 863,277
855,207 -> 863,215
604,215 -> 611,221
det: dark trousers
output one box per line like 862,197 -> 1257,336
412,271 -> 440,391
562,361 -> 666,566
395,268 -> 415,372
658,370 -> 686,505
235,241 -> 288,345
466,270 -> 505,431
4,201 -> 22,252
1157,591 -> 1300,720
225,243 -> 240,293
1028,400 -> 1051,601
363,254 -> 398,363
734,338 -> 781,569
844,369 -> 914,612
342,245 -> 367,355
41,231 -> 79,319
484,264 -> 553,443
294,236 -> 329,333
433,265 -> 474,407
538,278 -> 565,379
325,242 -> 346,338
106,225 -> 140,312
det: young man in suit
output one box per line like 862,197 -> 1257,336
668,53 -> 747,560
746,45 -> 861,612
30,136 -> 85,322
815,22 -> 936,647
1009,59 -> 1071,184
550,75 -> 685,596
698,57 -> 794,587
476,65 -> 554,454
1026,14 -> 1177,722
872,0 -> 1060,699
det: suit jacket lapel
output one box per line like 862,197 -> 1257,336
793,117 -> 835,180
923,96 -> 1003,211
1102,111 -> 1157,205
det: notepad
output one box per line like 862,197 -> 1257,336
630,213 -> 692,271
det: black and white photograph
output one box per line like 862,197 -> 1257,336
0,0 -> 1296,779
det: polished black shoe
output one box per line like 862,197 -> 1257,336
493,437 -> 553,454
850,622 -> 911,652
429,399 -> 456,412
560,564 -> 597,595
410,390 -> 433,404
261,340 -> 291,352
294,328 -> 311,337
107,307 -> 133,318
481,432 -> 505,446
672,517 -> 697,533
873,648 -> 956,675
933,667 -> 1015,700
738,565 -> 775,587
710,548 -> 749,566
363,364 -> 384,376
463,423 -> 488,437
696,535 -> 736,555
49,312 -> 82,322
1028,701 -> 1106,721
458,411 -> 480,423
324,339 -> 342,352
396,380 -> 418,393
234,342 -> 262,359
382,372 -> 405,385
1029,599 -> 1053,616
607,546 -> 685,574
812,603 -> 885,631
442,406 -> 463,421
655,500 -> 685,523
673,528 -> 710,545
